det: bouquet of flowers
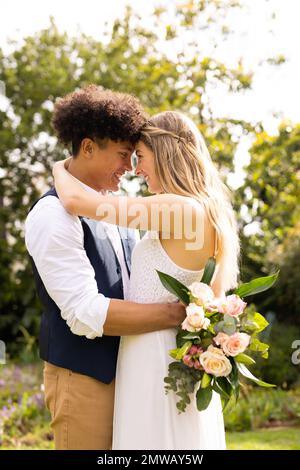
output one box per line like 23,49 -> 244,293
157,258 -> 279,413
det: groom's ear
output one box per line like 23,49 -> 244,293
81,138 -> 94,158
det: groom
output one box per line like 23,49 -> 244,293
25,85 -> 186,450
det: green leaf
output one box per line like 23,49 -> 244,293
169,341 -> 192,361
234,271 -> 280,298
251,312 -> 269,333
221,396 -> 232,412
242,320 -> 260,334
249,337 -> 269,358
241,311 -> 269,335
181,333 -> 202,341
156,270 -> 190,304
233,384 -> 240,402
216,314 -> 236,335
176,329 -> 199,347
164,376 -> 177,392
169,348 -> 180,360
196,386 -> 213,411
201,337 -> 214,349
207,324 -> 216,335
236,362 -> 276,388
227,359 -> 239,387
205,310 -> 222,319
201,257 -> 216,285
214,320 -> 225,333
234,353 -> 256,366
214,376 -> 233,399
227,361 -> 240,401
224,314 -> 237,326
201,372 -> 212,388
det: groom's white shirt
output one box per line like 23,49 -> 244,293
25,179 -> 132,339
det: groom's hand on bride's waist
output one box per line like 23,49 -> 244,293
103,299 -> 186,335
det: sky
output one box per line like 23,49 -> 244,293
1,0 -> 299,190
1,0 -> 299,127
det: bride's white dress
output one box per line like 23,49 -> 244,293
112,231 -> 226,450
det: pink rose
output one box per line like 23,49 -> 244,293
189,345 -> 200,356
193,360 -> 203,370
217,294 -> 247,317
183,354 -> 194,368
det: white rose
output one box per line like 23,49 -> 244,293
188,282 -> 214,306
182,303 -> 210,332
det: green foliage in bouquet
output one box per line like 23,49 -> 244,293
157,258 -> 279,413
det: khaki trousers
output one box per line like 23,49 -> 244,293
43,362 -> 115,450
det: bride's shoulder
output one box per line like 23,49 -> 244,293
153,193 -> 204,211
169,194 -> 205,219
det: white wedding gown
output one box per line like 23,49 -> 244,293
112,231 -> 226,450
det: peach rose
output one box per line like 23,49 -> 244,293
199,345 -> 232,377
182,303 -> 210,332
214,332 -> 230,347
221,332 -> 250,357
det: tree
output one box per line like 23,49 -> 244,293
237,123 -> 300,323
0,3 -> 263,356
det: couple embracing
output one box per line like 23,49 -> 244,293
25,85 -> 239,450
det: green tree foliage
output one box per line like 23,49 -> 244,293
238,124 -> 300,323
0,1 -> 295,356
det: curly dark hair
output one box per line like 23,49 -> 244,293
52,85 -> 148,155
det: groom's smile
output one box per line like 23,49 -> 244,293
68,139 -> 134,193
95,140 -> 134,192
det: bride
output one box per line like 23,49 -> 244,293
53,111 -> 240,450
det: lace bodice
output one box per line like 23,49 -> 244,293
127,231 -> 204,303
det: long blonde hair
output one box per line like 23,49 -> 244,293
140,111 -> 240,292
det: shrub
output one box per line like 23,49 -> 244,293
0,362 -> 53,448
251,321 -> 300,388
224,386 -> 300,432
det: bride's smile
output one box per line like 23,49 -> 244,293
135,141 -> 163,194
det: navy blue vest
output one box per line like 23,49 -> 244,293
29,187 -> 136,384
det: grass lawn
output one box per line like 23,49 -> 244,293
1,363 -> 299,450
226,426 -> 300,450
2,426 -> 300,450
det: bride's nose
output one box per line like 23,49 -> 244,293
135,162 -> 142,176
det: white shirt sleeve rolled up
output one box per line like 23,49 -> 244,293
25,195 -> 110,339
